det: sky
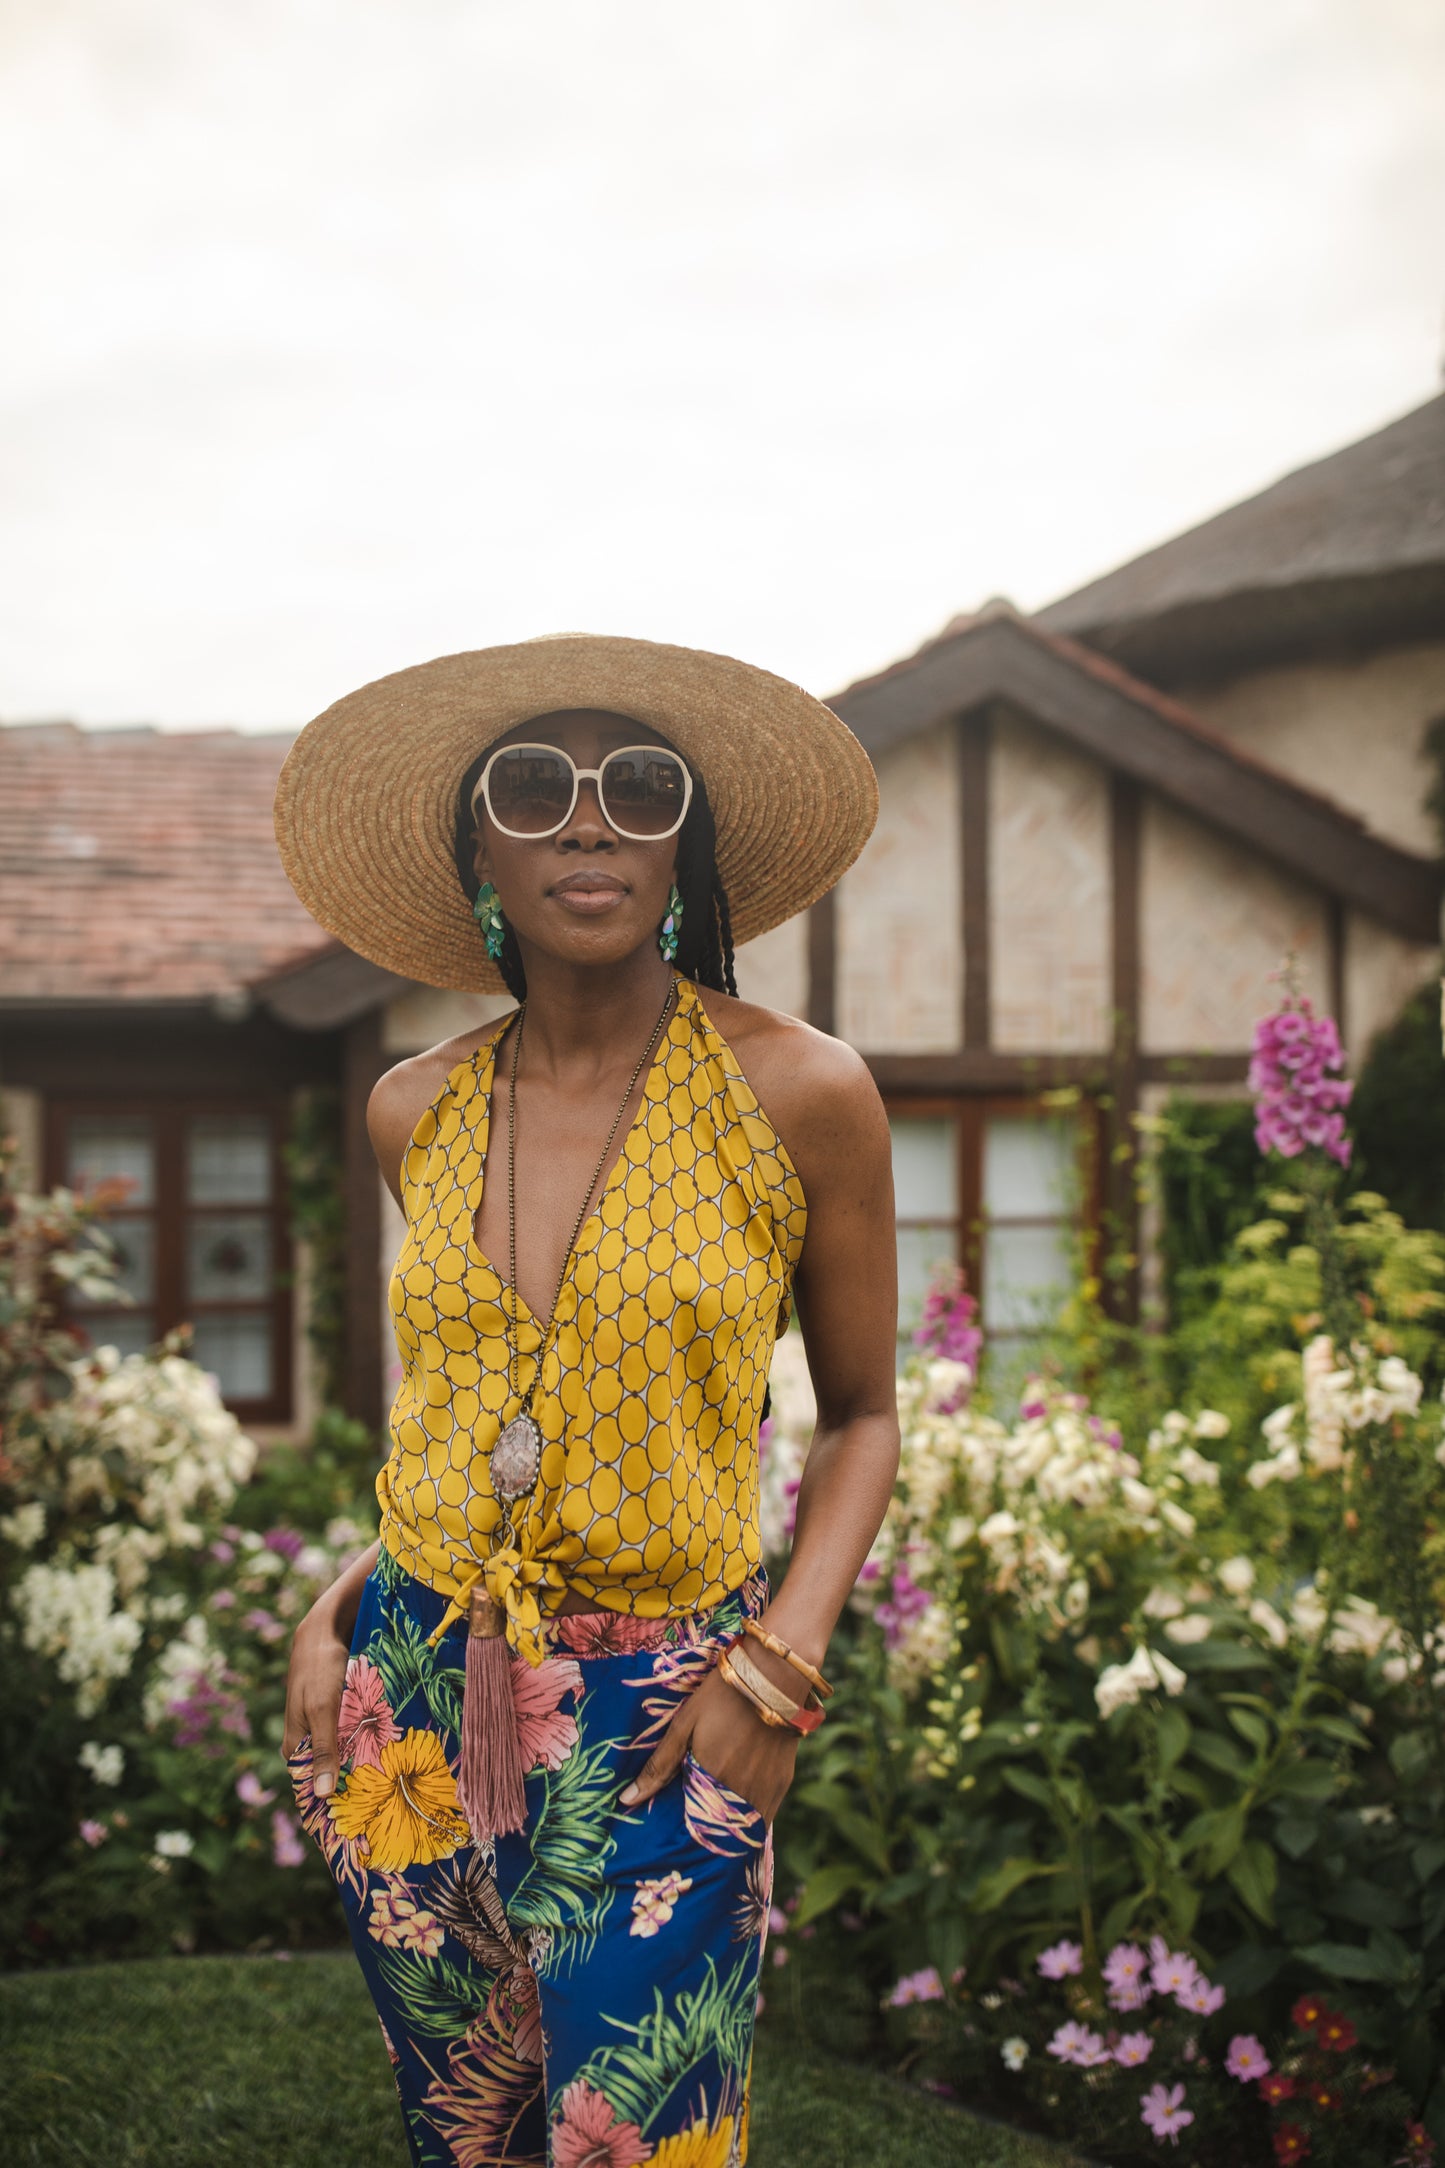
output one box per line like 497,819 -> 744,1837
1,0 -> 1442,730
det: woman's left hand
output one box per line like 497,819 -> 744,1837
618,1661 -> 798,1823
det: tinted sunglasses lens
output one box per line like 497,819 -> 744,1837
600,750 -> 688,835
486,749 -> 573,833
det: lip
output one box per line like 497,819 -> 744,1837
550,871 -> 628,914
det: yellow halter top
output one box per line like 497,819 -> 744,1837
376,976 -> 808,1662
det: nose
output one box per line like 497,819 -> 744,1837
554,772 -> 617,851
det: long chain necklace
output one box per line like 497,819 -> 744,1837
487,978 -> 677,1538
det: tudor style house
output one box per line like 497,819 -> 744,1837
3,393 -> 1442,1431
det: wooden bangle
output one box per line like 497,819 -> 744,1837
718,1645 -> 826,1735
726,1643 -> 803,1722
717,1647 -> 789,1728
742,1616 -> 834,1699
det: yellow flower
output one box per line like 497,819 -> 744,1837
328,1728 -> 470,1872
650,2116 -> 734,2168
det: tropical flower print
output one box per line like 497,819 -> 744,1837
650,2115 -> 734,2168
474,1961 -> 544,2065
511,1652 -> 583,1770
630,1871 -> 693,1938
558,1610 -> 670,1657
367,1880 -> 446,1956
625,1644 -> 718,1753
287,1738 -> 369,1902
338,1656 -> 400,1770
424,2026 -> 545,2168
328,1727 -> 470,1873
682,1753 -> 764,1856
551,2078 -> 652,2168
733,1845 -> 772,1942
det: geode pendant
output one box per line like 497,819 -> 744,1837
491,1412 -> 542,1501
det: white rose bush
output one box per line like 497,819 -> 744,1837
0,1137 -> 374,1962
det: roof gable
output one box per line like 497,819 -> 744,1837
0,723 -> 335,1004
830,607 -> 1440,943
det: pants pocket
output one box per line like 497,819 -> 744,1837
680,1748 -> 768,1853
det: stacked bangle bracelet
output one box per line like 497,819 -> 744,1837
716,1621 -> 833,1736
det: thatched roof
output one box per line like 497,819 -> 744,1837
1038,393 -> 1445,680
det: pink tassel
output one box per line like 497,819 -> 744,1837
458,1590 -> 527,1838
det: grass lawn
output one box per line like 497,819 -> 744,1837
0,1952 -> 1086,2168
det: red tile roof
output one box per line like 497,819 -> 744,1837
0,724 -> 333,1002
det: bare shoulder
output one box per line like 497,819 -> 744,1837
367,1015 -> 514,1199
691,985 -> 888,1193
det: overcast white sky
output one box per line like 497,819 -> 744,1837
1,0 -> 1441,729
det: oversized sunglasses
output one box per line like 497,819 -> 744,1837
471,743 -> 693,842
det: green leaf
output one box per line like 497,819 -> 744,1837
1000,1767 -> 1055,1812
1325,1877 -> 1409,1931
1269,1760 -> 1337,1802
1226,1707 -> 1271,1755
1227,1838 -> 1278,1924
1306,1714 -> 1372,1751
1274,1813 -> 1320,1861
1183,1803 -> 1246,1877
1191,1732 -> 1250,1778
1413,1839 -> 1445,1885
1171,1640 -> 1275,1672
1296,1940 -> 1397,1983
791,1861 -> 861,1929
1155,1704 -> 1190,1776
1390,1731 -> 1433,1786
970,1858 -> 1061,1912
827,1805 -> 894,1877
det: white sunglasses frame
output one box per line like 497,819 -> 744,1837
470,742 -> 694,843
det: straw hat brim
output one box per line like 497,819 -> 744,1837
274,634 -> 879,993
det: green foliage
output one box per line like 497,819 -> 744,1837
1352,980 -> 1445,1236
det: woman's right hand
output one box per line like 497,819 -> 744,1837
281,1539 -> 379,1796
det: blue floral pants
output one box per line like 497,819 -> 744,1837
288,1543 -> 774,2168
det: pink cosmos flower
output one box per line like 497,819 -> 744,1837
337,1658 -> 400,1771
1104,1943 -> 1152,2009
886,1967 -> 945,2006
1177,1973 -> 1226,2015
1226,2034 -> 1271,2082
1047,2022 -> 1110,2068
550,2079 -> 652,2168
1037,1939 -> 1085,1980
271,1809 -> 306,1868
79,1818 -> 108,1847
510,1654 -> 583,1770
1140,2082 -> 1194,2145
1115,2033 -> 1153,2068
236,1770 -> 277,1808
1149,1945 -> 1200,2001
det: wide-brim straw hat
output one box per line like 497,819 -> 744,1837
274,633 -> 878,993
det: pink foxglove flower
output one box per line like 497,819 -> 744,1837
912,1265 -> 983,1385
1249,990 -> 1352,1167
270,1809 -> 306,1869
1140,2082 -> 1194,2144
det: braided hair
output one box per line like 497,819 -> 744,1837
453,735 -> 739,1004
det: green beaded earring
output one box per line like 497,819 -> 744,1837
473,881 -> 507,962
658,882 -> 683,963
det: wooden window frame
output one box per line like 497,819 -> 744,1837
884,1091 -> 1102,1338
45,1096 -> 294,1425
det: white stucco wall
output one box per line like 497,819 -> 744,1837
989,711 -> 1111,1051
1345,912 -> 1438,1061
836,720 -> 962,1052
735,914 -> 807,1019
1141,799 -> 1330,1051
382,986 -> 513,1055
1180,642 -> 1445,859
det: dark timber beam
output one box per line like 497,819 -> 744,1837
1108,775 -> 1143,1322
958,711 -> 991,1047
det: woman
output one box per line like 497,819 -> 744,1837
275,635 -> 900,2168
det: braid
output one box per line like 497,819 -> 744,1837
453,735 -> 736,1002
